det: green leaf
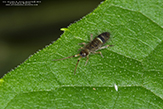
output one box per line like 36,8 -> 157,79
1,0 -> 163,108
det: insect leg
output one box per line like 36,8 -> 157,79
53,54 -> 80,61
85,55 -> 89,66
74,56 -> 82,75
78,42 -> 87,51
78,47 -> 84,51
90,34 -> 93,41
98,45 -> 114,50
94,52 -> 104,58
78,42 -> 86,46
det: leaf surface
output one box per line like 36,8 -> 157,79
0,0 -> 163,108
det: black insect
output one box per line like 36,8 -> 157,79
53,32 -> 113,75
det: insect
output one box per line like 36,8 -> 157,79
53,32 -> 113,75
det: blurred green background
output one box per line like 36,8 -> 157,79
0,0 -> 103,78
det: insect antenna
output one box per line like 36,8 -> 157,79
74,56 -> 82,75
53,54 -> 80,61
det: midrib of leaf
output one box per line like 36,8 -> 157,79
1,0 -> 163,108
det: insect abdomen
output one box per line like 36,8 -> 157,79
85,32 -> 110,51
97,32 -> 110,44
